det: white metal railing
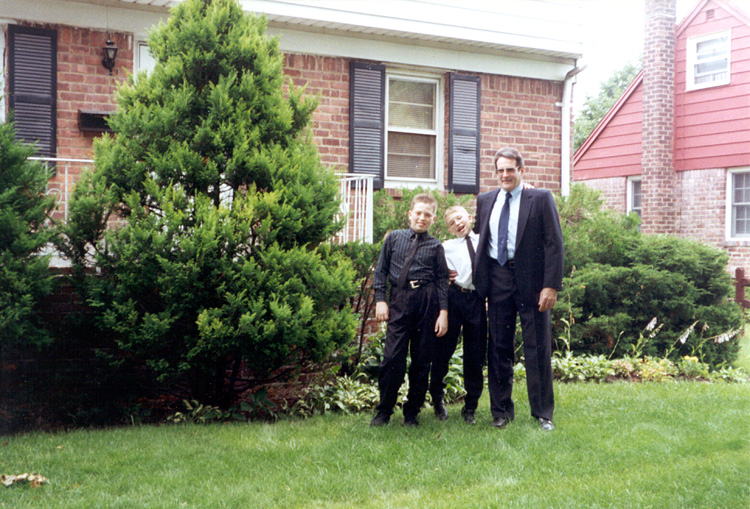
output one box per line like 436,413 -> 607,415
31,157 -> 373,244
31,157 -> 94,221
335,173 -> 374,244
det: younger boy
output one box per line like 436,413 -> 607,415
429,205 -> 487,424
370,194 -> 449,427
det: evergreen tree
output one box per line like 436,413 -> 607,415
0,121 -> 57,348
574,60 -> 642,151
62,0 -> 356,406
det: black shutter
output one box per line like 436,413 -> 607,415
8,25 -> 57,159
349,61 -> 385,190
449,73 -> 480,194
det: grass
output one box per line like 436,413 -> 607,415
2,382 -> 748,508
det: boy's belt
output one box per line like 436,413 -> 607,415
450,283 -> 475,293
407,280 -> 431,289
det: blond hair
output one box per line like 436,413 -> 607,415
444,205 -> 469,223
410,193 -> 437,213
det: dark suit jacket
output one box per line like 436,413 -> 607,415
473,187 -> 564,302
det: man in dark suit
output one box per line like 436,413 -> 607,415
473,147 -> 564,431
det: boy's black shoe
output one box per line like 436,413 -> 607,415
434,400 -> 448,421
370,412 -> 390,427
403,415 -> 419,427
461,407 -> 476,425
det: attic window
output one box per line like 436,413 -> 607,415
686,29 -> 731,91
706,9 -> 714,19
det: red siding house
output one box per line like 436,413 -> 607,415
573,0 -> 750,270
2,0 -> 584,236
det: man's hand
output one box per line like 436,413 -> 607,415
538,288 -> 558,312
375,301 -> 389,322
435,310 -> 448,337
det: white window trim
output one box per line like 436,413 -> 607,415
383,71 -> 444,190
686,29 -> 731,92
627,176 -> 642,215
135,39 -> 156,77
725,167 -> 750,241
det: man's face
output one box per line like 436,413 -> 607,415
408,202 -> 436,233
446,209 -> 473,238
496,156 -> 524,192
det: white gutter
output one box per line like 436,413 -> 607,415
559,63 -> 586,196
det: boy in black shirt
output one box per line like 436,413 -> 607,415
370,194 -> 449,427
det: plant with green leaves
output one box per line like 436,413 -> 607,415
0,121 -> 58,349
60,0 -> 356,407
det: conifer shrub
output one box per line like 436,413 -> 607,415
0,121 -> 57,349
61,0 -> 356,406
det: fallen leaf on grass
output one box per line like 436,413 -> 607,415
1,473 -> 50,488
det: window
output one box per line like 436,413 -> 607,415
686,30 -> 731,91
728,169 -> 750,239
386,75 -> 437,182
349,62 -> 480,192
8,25 -> 57,158
627,177 -> 642,217
137,41 -> 156,76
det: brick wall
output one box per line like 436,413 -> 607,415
641,0 -> 677,234
580,177 -> 628,213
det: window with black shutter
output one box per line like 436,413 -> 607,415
8,25 -> 57,159
449,74 -> 481,194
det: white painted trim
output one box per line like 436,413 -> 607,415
0,0 -> 169,38
266,26 -> 574,81
726,167 -> 750,240
686,29 -> 732,92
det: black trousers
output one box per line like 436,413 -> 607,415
376,283 -> 439,418
487,262 -> 554,421
429,285 -> 487,412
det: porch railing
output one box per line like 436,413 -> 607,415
32,157 -> 373,244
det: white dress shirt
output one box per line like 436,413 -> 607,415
488,184 -> 522,261
442,231 -> 479,290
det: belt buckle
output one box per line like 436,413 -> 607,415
409,280 -> 421,289
507,260 -> 515,269
461,286 -> 472,293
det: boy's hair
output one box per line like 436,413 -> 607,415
410,193 -> 437,213
444,205 -> 469,223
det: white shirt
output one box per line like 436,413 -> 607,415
488,184 -> 522,261
442,231 -> 479,291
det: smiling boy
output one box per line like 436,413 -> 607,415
370,194 -> 449,427
429,205 -> 487,424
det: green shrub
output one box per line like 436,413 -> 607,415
553,184 -> 743,367
0,121 -> 58,349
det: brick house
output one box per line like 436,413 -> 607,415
2,0 -> 584,222
573,0 -> 750,270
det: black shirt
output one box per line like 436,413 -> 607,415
374,228 -> 449,310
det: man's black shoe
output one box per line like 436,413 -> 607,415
370,412 -> 390,427
434,400 -> 448,421
539,418 -> 555,431
403,415 -> 419,428
461,407 -> 476,425
491,416 -> 512,429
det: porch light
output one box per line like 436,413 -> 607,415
102,39 -> 119,75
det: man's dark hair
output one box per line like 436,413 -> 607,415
493,147 -> 524,169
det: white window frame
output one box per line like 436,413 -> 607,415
627,176 -> 642,217
726,168 -> 750,240
686,29 -> 731,92
384,71 -> 443,190
136,40 -> 156,77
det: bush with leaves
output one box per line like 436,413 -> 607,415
554,184 -> 742,367
61,0 -> 356,407
0,121 -> 57,349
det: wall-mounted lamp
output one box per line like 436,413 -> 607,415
102,39 -> 119,75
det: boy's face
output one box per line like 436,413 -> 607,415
408,202 -> 436,233
446,208 -> 473,238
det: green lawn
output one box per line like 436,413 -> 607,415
2,382 -> 748,508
